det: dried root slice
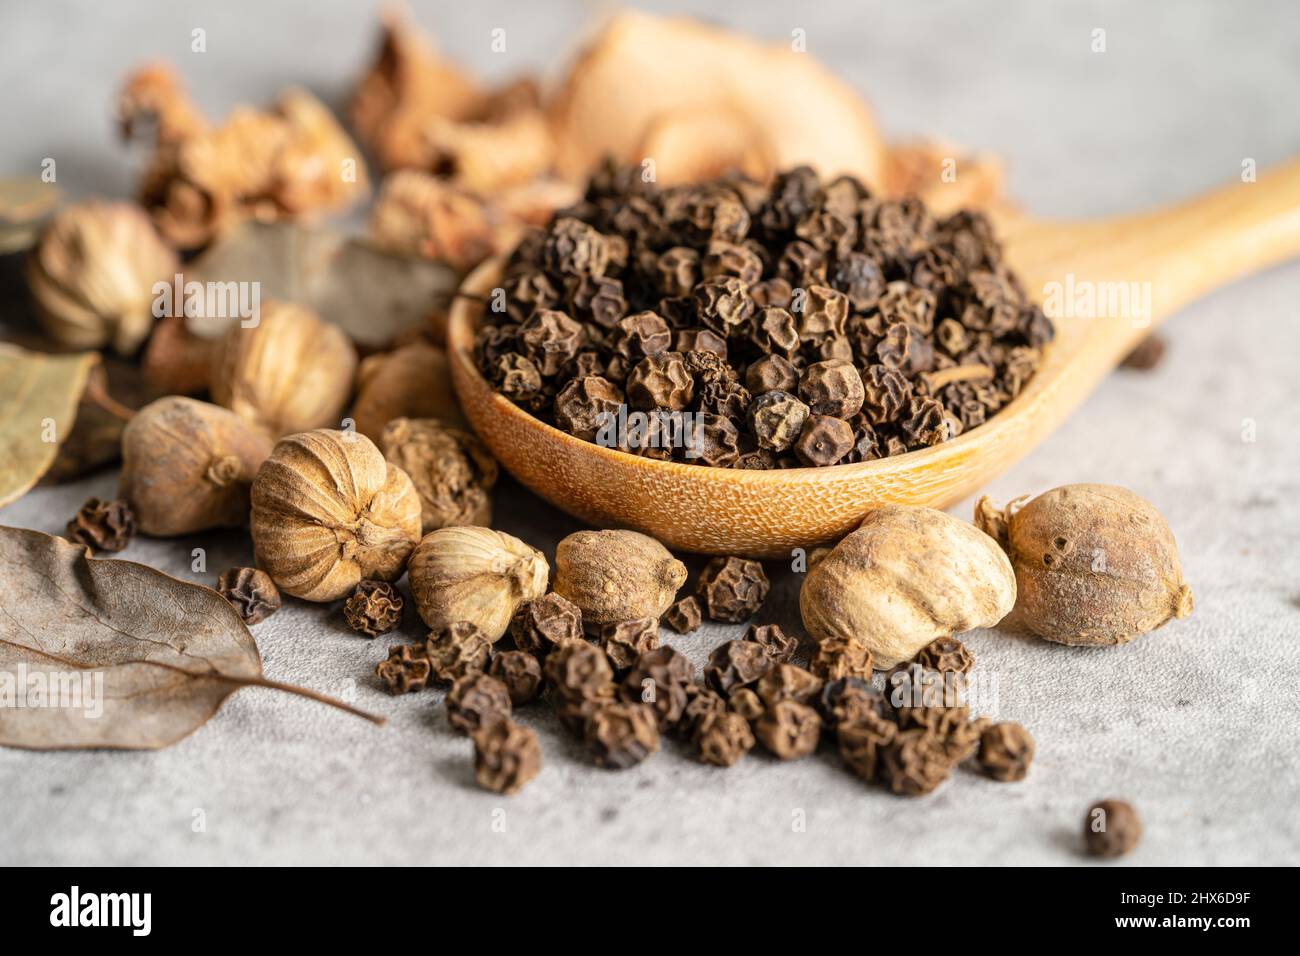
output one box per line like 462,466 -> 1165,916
884,140 -> 1005,215
549,11 -> 887,189
636,105 -> 773,185
119,64 -> 368,249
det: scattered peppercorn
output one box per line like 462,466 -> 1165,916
679,684 -> 727,737
706,639 -> 772,695
755,663 -> 823,709
510,592 -> 584,657
544,639 -> 614,703
817,677 -> 888,732
1120,334 -> 1166,371
599,618 -> 659,672
425,621 -> 493,683
216,567 -> 282,625
446,672 -> 512,736
478,165 -> 1052,468
915,636 -> 974,675
880,728 -> 953,796
977,721 -> 1036,782
376,642 -> 432,695
747,623 -> 799,663
728,686 -> 765,722
693,710 -> 756,767
66,497 -> 135,553
585,701 -> 660,769
489,650 -> 544,705
697,556 -> 770,622
472,719 -> 541,795
837,711 -> 898,782
809,637 -> 873,681
343,580 -> 404,637
618,645 -> 693,729
662,595 -> 703,634
1084,799 -> 1142,858
755,700 -> 822,760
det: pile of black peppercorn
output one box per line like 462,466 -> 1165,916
475,162 -> 1053,467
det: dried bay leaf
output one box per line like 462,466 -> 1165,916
0,527 -> 382,750
0,344 -> 96,507
182,221 -> 458,347
0,177 -> 60,253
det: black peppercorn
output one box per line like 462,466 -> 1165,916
1084,799 -> 1142,857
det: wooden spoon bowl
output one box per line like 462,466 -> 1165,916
448,162 -> 1300,556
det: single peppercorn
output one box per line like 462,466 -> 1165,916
425,621 -> 493,683
746,623 -> 798,663
679,684 -> 727,737
728,686 -> 765,722
1084,799 -> 1142,858
798,359 -> 865,419
977,721 -> 1035,781
472,719 -> 541,795
755,663 -> 823,709
662,596 -> 703,634
755,700 -> 822,760
817,677 -> 888,732
697,556 -> 770,623
599,618 -> 660,673
510,592 -> 583,658
343,580 -> 404,637
794,414 -> 854,466
705,639 -> 772,694
748,390 -> 810,453
446,672 -> 513,736
489,650 -> 543,705
915,636 -> 975,675
693,710 -> 756,767
809,638 -> 873,681
744,353 -> 799,396
880,728 -> 954,796
66,497 -> 135,553
585,701 -> 660,769
376,642 -> 432,695
544,639 -> 614,703
837,711 -> 898,782
216,567 -> 281,625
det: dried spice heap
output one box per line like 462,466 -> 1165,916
476,164 -> 1053,467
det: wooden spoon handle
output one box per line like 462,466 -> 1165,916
1005,157 -> 1300,362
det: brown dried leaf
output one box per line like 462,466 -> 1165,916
0,345 -> 96,507
182,220 -> 457,347
0,527 -> 381,750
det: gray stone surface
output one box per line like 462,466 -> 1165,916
1,0 -> 1298,865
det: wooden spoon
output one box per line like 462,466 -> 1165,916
448,161 -> 1300,557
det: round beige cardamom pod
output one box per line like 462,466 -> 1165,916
26,200 -> 178,355
379,417 -> 498,534
210,300 -> 357,439
250,429 -> 422,602
975,484 -> 1193,646
119,396 -> 272,536
553,529 -> 687,626
407,527 -> 549,640
800,504 -> 1016,669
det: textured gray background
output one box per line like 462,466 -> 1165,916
1,0 -> 1298,865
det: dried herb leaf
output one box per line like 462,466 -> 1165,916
0,527 -> 381,750
183,221 -> 458,347
0,345 -> 96,507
